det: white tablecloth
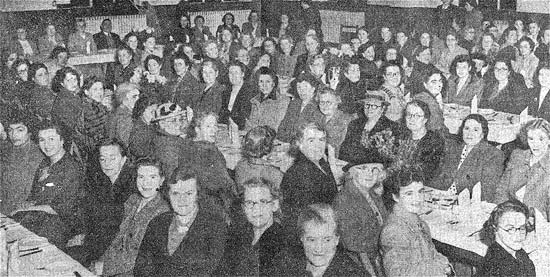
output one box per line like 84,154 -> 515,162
443,104 -> 523,144
68,52 -> 115,66
0,214 -> 95,276
421,202 -> 550,276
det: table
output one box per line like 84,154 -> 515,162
421,202 -> 550,276
68,52 -> 116,66
0,214 -> 95,276
443,103 -> 525,144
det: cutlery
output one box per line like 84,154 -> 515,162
19,249 -> 42,257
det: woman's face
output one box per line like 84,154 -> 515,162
352,163 -> 383,190
118,49 -> 132,67
393,181 -> 425,215
180,16 -> 190,28
305,37 -> 319,54
16,63 -> 28,81
381,27 -> 392,42
249,12 -> 259,23
182,46 -> 195,61
345,64 -> 360,83
383,65 -> 401,87
236,49 -> 250,65
446,34 -> 458,48
243,186 -> 277,230
358,29 -> 369,43
515,20 -> 524,31
205,42 -> 219,58
507,30 -> 518,44
318,93 -> 339,117
127,35 -> 138,50
147,59 -> 161,75
263,40 -> 276,55
519,41 -> 532,56
405,104 -> 428,133
386,48 -> 398,61
34,67 -> 49,87
456,61 -> 471,78
173,58 -> 187,77
144,37 -> 156,51
495,211 -> 528,253
202,65 -> 218,85
258,74 -> 275,96
258,54 -> 271,68
195,17 -> 204,28
482,35 -> 494,50
241,34 -> 252,48
420,33 -> 431,47
136,165 -> 163,199
196,115 -> 218,143
298,127 -> 326,162
62,72 -> 79,92
363,99 -> 385,119
417,48 -> 432,64
527,128 -> 550,159
462,119 -> 484,146
424,73 -> 443,96
494,62 -> 510,82
280,39 -> 293,55
221,30 -> 232,43
86,81 -> 104,103
538,68 -> 550,88
224,14 -> 234,25
297,80 -> 315,102
46,25 -> 56,36
362,45 -> 376,61
281,14 -> 289,24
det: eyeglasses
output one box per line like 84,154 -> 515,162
494,67 -> 509,72
498,225 -> 527,235
319,101 -> 337,106
243,199 -> 272,209
385,72 -> 400,77
364,103 -> 382,109
406,113 -> 424,119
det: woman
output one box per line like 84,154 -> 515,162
123,33 -> 143,66
514,37 -> 539,88
401,100 -> 445,183
219,27 -> 240,64
275,35 -> 298,79
27,63 -> 56,120
358,41 -> 379,83
246,67 -> 289,131
514,19 -> 527,39
334,163 -> 388,277
380,168 -> 452,276
280,122 -> 338,238
414,69 -> 448,134
180,112 -> 236,213
480,57 -> 529,114
235,126 -> 284,190
406,46 -> 438,94
429,114 -> 505,202
411,32 -> 432,63
50,67 -> 84,147
380,62 -> 407,123
496,119 -> 550,220
38,24 -> 65,58
318,89 -> 353,157
339,90 -> 401,167
140,54 -> 167,101
477,199 -> 536,276
216,178 -> 284,276
472,32 -> 499,65
445,54 -> 484,106
128,97 -> 158,159
80,76 -> 110,158
528,64 -> 550,122
250,54 -> 273,79
497,27 -> 520,62
109,46 -> 137,88
191,15 -> 214,44
435,31 -> 469,76
239,33 -> 260,64
357,26 -> 370,47
293,34 -> 322,77
140,34 -> 161,66
173,14 -> 193,44
101,158 -> 170,276
216,13 -> 241,41
274,14 -> 296,40
242,10 -> 264,43
195,60 -> 224,115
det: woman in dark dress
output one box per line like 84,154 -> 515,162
478,199 -> 536,277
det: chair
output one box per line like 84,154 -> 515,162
340,25 -> 358,44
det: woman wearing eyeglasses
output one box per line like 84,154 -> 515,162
479,57 -> 529,114
477,199 -> 535,276
215,178 -> 284,276
495,119 -> 550,221
402,100 -> 445,183
339,90 -> 401,168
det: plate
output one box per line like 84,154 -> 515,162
478,108 -> 495,115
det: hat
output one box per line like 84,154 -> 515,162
152,103 -> 185,123
358,90 -> 389,106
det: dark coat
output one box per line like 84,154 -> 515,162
219,83 -> 256,130
216,222 -> 284,276
339,115 -> 401,168
267,247 -> 369,277
429,140 -> 504,203
93,32 -> 123,50
107,62 -> 137,88
414,91 -> 448,134
527,87 -> 550,122
163,72 -> 205,110
128,118 -> 156,159
195,81 -> 225,115
281,151 -> 337,235
480,74 -> 529,114
134,205 -> 227,277
191,26 -> 214,43
477,242 -> 536,277
445,75 -> 484,106
242,22 -> 266,39
51,88 -> 83,141
401,130 -> 446,183
336,77 -> 367,115
28,84 -> 56,120
152,130 -> 190,179
276,98 -> 323,143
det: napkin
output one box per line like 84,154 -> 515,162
458,188 -> 470,206
520,107 -> 530,124
471,182 -> 481,204
470,95 -> 478,114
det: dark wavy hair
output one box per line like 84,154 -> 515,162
242,125 -> 276,159
449,54 -> 474,76
481,199 -> 529,244
457,114 -> 489,143
136,156 -> 166,178
51,67 -> 80,93
143,54 -> 163,72
28,62 -> 48,83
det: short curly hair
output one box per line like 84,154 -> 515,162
242,125 -> 276,159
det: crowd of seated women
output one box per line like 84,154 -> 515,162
0,0 -> 550,276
